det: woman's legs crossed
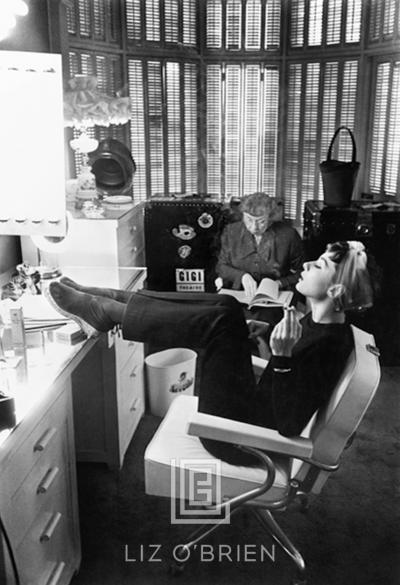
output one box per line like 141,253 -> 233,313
48,284 -> 261,465
122,291 -> 260,465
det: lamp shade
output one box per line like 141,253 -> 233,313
64,76 -> 130,128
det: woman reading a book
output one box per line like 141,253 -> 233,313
46,241 -> 374,466
216,192 -> 304,300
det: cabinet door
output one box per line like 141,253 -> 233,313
116,341 -> 145,458
71,340 -> 120,467
0,385 -> 80,585
117,205 -> 145,266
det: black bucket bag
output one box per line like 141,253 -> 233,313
319,126 -> 360,207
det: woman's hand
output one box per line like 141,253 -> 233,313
246,319 -> 270,341
241,273 -> 258,298
270,306 -> 302,357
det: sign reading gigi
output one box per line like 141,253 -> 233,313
176,268 -> 205,292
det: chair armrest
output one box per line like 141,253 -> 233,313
188,412 -> 313,460
251,355 -> 268,377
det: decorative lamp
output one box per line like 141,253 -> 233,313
64,75 -> 130,203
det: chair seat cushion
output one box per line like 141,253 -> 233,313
145,395 -> 290,505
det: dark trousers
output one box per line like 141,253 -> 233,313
122,290 -> 261,465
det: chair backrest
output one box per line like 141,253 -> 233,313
292,325 -> 381,493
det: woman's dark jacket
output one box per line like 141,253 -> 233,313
216,220 -> 305,289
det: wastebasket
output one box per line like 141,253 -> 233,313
145,348 -> 197,417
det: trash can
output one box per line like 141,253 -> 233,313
145,348 -> 197,417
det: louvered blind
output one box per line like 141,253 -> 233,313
165,0 -> 179,44
166,62 -> 181,191
64,0 -> 399,215
265,0 -> 281,48
126,0 -> 141,41
128,60 -> 147,199
345,0 -> 362,43
326,0 -> 342,45
66,0 -> 119,43
206,65 -> 222,193
183,0 -> 197,45
207,0 -> 223,48
207,63 -> 279,199
284,59 -> 359,220
184,63 -> 199,193
128,58 -> 199,200
226,0 -> 242,50
147,61 -> 164,194
308,0 -> 323,46
369,0 -> 399,42
207,0 -> 281,50
290,0 -> 362,47
245,0 -> 262,50
146,0 -> 160,41
369,60 -> 400,197
126,0 -> 197,45
261,68 -> 279,194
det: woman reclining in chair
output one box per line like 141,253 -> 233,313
46,240 -> 374,466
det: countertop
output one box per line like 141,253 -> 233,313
0,266 -> 146,448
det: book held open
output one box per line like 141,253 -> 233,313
219,278 -> 293,309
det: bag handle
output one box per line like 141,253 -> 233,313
326,126 -> 357,163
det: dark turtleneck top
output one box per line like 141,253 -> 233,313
253,312 -> 354,436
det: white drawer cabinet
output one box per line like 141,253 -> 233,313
21,203 -> 145,269
0,382 -> 80,585
71,332 -> 145,469
70,272 -> 146,469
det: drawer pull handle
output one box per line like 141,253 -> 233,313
130,397 -> 140,412
128,341 -> 135,347
37,467 -> 59,494
45,561 -> 66,585
34,427 -> 57,452
40,512 -> 62,542
130,365 -> 138,378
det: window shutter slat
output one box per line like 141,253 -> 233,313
308,0 -> 323,46
183,0 -> 197,45
78,0 -> 91,38
290,0 -> 305,48
326,0 -> 342,45
243,65 -> 261,193
146,0 -> 160,42
261,67 -> 279,196
166,62 -> 181,193
207,65 -> 222,193
245,0 -> 261,50
319,62 -> 339,198
128,60 -> 147,201
225,65 -> 241,196
345,0 -> 362,43
285,64 -> 303,220
369,62 -> 389,194
385,62 -> 400,195
302,63 -> 321,207
147,61 -> 164,195
226,0 -> 242,50
265,0 -> 281,48
339,60 -> 358,159
165,0 -> 179,44
207,0 -> 222,48
126,0 -> 141,42
184,63 -> 199,193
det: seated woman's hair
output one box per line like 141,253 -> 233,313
327,241 -> 378,312
240,192 -> 281,220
